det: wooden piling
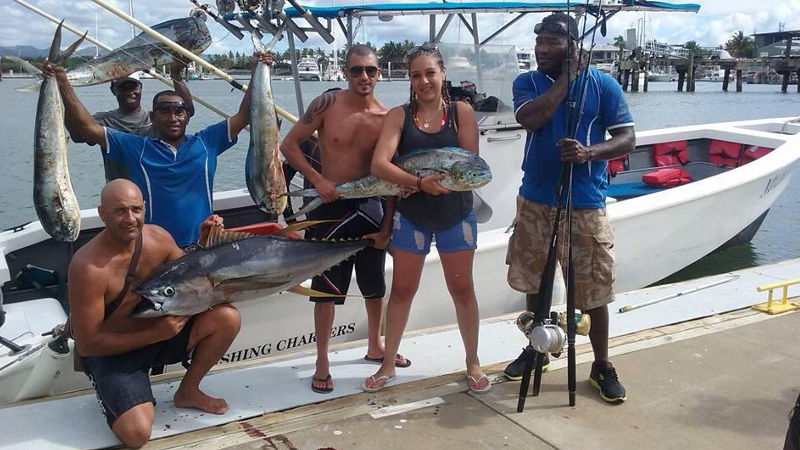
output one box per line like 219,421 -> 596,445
677,69 -> 685,92
622,69 -> 630,91
643,60 -> 649,92
736,69 -> 742,92
722,68 -> 730,92
632,69 -> 639,92
686,54 -> 694,92
797,69 -> 800,93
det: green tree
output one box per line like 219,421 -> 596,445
724,30 -> 755,58
613,35 -> 626,51
683,40 -> 710,58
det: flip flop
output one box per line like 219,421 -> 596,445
363,354 -> 412,368
467,374 -> 491,394
311,374 -> 333,394
362,374 -> 396,392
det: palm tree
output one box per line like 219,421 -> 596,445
613,35 -> 626,51
725,31 -> 755,58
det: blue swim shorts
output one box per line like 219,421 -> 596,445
391,211 -> 478,255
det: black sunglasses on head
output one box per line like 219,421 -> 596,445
154,101 -> 187,114
534,21 -> 578,40
348,65 -> 379,77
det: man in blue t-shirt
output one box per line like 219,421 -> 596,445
503,13 -> 636,403
43,52 -> 272,247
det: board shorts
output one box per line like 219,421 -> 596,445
391,211 -> 478,255
506,196 -> 615,311
306,197 -> 387,304
82,317 -> 195,427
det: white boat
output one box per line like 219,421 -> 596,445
647,70 -> 672,82
14,0 -> 791,425
296,56 -> 321,81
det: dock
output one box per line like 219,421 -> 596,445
2,259 -> 800,449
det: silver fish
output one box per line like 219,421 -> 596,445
286,147 -> 492,219
133,232 -> 369,318
20,15 -> 211,91
33,23 -> 85,242
246,35 -> 286,216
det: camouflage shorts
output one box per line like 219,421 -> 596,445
506,196 -> 615,311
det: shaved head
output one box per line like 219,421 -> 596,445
100,179 -> 142,207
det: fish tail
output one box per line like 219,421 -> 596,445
48,20 -> 63,62
251,33 -> 266,53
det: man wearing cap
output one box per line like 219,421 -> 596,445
42,52 -> 272,248
89,60 -> 195,181
503,12 -> 635,403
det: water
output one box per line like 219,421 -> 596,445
1,78 -> 799,282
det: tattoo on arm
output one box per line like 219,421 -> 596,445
300,91 -> 337,124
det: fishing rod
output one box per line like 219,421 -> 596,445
89,0 -> 300,125
516,0 -> 606,411
9,0 -> 235,126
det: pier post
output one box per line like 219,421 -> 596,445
622,69 -> 630,91
797,69 -> 800,93
643,60 -> 649,92
677,69 -> 685,92
722,68 -> 730,92
686,54 -> 694,92
736,69 -> 743,92
632,69 -> 639,92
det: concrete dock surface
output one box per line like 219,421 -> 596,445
150,308 -> 799,450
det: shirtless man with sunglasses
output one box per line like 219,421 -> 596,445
281,44 -> 406,395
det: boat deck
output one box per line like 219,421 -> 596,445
2,259 -> 800,449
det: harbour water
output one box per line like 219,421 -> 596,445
0,78 -> 798,282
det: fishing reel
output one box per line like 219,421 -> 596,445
515,310 -> 591,355
216,0 -> 236,15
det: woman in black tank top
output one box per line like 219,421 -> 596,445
364,43 -> 490,394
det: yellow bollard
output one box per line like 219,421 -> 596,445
752,279 -> 800,315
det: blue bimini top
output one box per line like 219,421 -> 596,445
512,67 -> 634,208
104,119 -> 237,246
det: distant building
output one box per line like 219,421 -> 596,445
753,30 -> 800,58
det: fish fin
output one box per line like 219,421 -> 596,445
276,219 -> 337,236
251,33 -> 266,53
199,226 -> 255,248
284,198 -> 323,221
58,30 -> 89,63
48,20 -> 63,62
287,285 -> 352,298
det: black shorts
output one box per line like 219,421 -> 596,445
82,317 -> 195,427
306,197 -> 387,304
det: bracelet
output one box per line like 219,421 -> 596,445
416,176 -> 423,190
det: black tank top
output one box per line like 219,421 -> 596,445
396,103 -> 473,231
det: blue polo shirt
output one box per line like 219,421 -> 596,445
512,67 -> 634,208
104,119 -> 237,246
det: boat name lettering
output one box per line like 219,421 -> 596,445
762,168 -> 789,198
219,322 -> 356,364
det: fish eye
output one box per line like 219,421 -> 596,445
162,286 -> 176,297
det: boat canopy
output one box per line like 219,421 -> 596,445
284,1 -> 701,19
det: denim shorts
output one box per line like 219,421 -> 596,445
391,211 -> 478,255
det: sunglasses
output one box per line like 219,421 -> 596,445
154,101 -> 187,114
348,65 -> 379,77
534,21 -> 577,40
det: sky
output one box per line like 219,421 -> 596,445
1,0 -> 799,55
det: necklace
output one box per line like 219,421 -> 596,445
414,103 -> 446,129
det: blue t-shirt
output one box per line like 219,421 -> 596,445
512,67 -> 634,208
104,119 -> 237,246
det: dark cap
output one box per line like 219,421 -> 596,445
535,13 -> 579,40
110,76 -> 142,92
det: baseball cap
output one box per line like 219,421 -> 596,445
110,76 -> 142,92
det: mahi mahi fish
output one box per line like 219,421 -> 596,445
245,35 -> 287,215
285,147 -> 493,219
20,14 -> 210,91
33,23 -> 86,242
132,229 -> 369,318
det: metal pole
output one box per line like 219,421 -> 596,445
286,31 -> 305,116
88,0 -> 299,124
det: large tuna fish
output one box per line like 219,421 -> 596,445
132,229 -> 369,318
286,147 -> 492,219
245,35 -> 287,216
21,15 -> 211,91
34,23 -> 85,242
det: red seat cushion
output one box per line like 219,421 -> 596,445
607,155 -> 628,175
652,141 -> 689,166
642,167 -> 692,188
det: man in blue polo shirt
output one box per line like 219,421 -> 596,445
43,52 -> 272,247
503,12 -> 636,403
